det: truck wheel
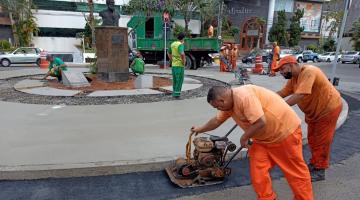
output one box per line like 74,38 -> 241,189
313,57 -> 318,62
297,57 -> 303,63
185,54 -> 194,69
0,58 -> 11,67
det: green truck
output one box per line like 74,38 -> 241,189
127,14 -> 221,69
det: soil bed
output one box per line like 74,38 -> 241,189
47,74 -> 172,91
0,73 -> 228,105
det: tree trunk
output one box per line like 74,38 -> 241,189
8,12 -> 19,47
88,0 -> 95,48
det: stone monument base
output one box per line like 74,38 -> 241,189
95,26 -> 129,83
97,72 -> 129,82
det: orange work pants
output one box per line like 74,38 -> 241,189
270,59 -> 277,76
231,59 -> 236,71
307,103 -> 342,169
249,127 -> 313,200
220,61 -> 227,72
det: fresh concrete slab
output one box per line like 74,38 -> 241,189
160,83 -> 203,92
14,79 -> 45,90
61,71 -> 90,88
135,75 -> 153,89
87,89 -> 163,97
20,87 -> 80,96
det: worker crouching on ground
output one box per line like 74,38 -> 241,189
42,54 -> 68,82
130,52 -> 145,76
191,85 -> 314,200
275,55 -> 343,182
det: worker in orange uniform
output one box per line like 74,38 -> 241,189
219,46 -> 228,72
274,55 -> 343,182
208,24 -> 214,38
191,85 -> 313,200
231,45 -> 238,71
270,42 -> 280,76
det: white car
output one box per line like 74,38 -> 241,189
341,51 -> 360,64
319,52 -> 342,62
0,47 -> 42,67
279,49 -> 295,59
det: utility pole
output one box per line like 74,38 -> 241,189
217,0 -> 223,39
331,0 -> 351,86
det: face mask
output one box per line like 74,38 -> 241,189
283,72 -> 293,79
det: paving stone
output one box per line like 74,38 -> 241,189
61,71 -> 90,87
87,89 -> 163,97
135,75 -> 153,89
14,79 -> 45,90
160,83 -> 203,92
20,87 -> 80,96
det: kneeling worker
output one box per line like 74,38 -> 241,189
42,54 -> 68,81
191,85 -> 313,200
130,52 -> 145,76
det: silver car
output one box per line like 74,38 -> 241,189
0,47 -> 42,67
341,51 -> 360,64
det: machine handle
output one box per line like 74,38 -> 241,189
223,139 -> 252,169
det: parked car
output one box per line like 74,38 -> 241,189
279,49 -> 296,59
319,52 -> 335,62
0,47 -> 42,67
341,51 -> 360,64
242,49 -> 272,64
318,52 -> 342,62
301,50 -> 319,62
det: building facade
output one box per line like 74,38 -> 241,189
224,0 -> 327,51
0,6 -> 13,44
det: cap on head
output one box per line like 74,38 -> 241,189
274,55 -> 297,72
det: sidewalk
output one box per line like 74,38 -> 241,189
0,65 -> 348,180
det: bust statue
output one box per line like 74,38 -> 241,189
99,0 -> 120,26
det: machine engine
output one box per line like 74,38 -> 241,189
174,135 -> 237,184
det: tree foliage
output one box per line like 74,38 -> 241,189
0,0 -> 38,47
350,17 -> 360,51
288,9 -> 304,47
124,0 -> 215,35
323,38 -> 336,52
323,0 -> 344,38
268,10 -> 288,46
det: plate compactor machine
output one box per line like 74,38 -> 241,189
165,125 -> 250,188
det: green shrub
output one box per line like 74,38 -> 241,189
173,23 -> 191,38
323,39 -> 336,52
306,44 -> 319,52
0,40 -> 11,50
89,61 -> 97,74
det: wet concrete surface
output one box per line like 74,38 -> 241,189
0,93 -> 358,200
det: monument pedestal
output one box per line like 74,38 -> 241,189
95,26 -> 129,82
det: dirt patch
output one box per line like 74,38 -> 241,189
47,74 -> 172,92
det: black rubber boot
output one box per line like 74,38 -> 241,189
311,168 -> 325,182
